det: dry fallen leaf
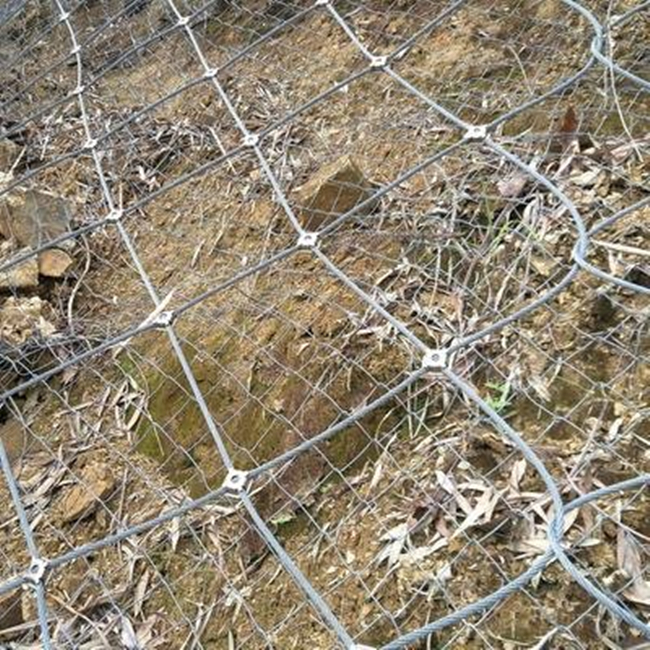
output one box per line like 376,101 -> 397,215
133,569 -> 150,618
58,462 -> 115,523
570,168 -> 601,187
436,470 -> 472,515
400,538 -> 448,566
553,105 -> 579,152
497,171 -> 528,198
510,459 -> 527,493
121,615 -> 139,650
617,529 -> 650,606
453,487 -> 499,539
377,522 -> 409,566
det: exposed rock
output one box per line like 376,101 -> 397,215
0,242 -> 38,289
0,188 -> 72,249
59,462 -> 115,523
0,258 -> 38,289
0,139 -> 20,171
0,589 -> 24,634
293,156 -> 379,230
38,248 -> 73,277
0,296 -> 56,346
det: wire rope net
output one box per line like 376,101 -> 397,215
0,0 -> 648,648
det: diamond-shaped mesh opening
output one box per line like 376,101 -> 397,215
121,253 -> 415,497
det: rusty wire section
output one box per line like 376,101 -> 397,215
0,0 -> 648,648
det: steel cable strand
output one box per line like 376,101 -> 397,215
590,195 -> 650,238
590,17 -> 650,92
488,0 -> 604,130
0,0 -> 472,269
160,2 -> 363,642
388,1 -> 648,302
322,0 -> 592,356
0,0 -> 148,78
14,4 -> 265,643
327,0 -> 650,639
383,473 -> 650,648
8,2 -> 363,643
573,182 -> 650,296
309,7 -> 587,636
0,0 -> 317,142
563,0 -> 650,293
0,422 -> 52,646
0,59 -> 371,265
379,367 -> 568,648
547,481 -> 650,637
400,100 -> 650,650
447,367 -> 650,638
59,0 -> 242,502
0,370 -> 421,597
0,65 -> 375,274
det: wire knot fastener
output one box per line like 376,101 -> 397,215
25,558 -> 48,586
243,133 -> 259,148
152,310 -> 174,328
369,56 -> 387,69
204,67 -> 219,79
314,0 -> 330,6
422,348 -> 448,371
106,209 -> 124,223
297,232 -> 318,249
223,469 -> 248,493
177,15 -> 189,27
463,125 -> 488,142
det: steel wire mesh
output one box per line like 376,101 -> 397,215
0,0 -> 649,648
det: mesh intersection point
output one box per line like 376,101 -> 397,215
243,133 -> 260,148
151,310 -> 175,328
297,232 -> 319,249
24,559 -> 48,586
422,349 -> 448,371
224,469 -> 248,493
463,124 -> 488,142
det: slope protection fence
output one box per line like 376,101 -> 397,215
0,0 -> 648,648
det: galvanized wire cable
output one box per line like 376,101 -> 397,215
0,0 -> 648,646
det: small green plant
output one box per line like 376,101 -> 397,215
485,380 -> 513,414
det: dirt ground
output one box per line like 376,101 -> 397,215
0,0 -> 648,648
